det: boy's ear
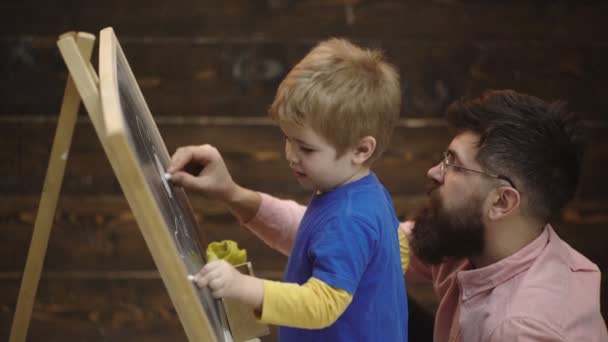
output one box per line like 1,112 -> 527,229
352,136 -> 376,164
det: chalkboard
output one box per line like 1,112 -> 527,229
98,27 -> 232,342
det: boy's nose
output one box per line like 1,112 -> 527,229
285,142 -> 298,165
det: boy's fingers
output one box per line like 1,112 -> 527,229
202,261 -> 216,272
211,288 -> 224,298
195,275 -> 211,287
195,272 -> 224,291
171,172 -> 203,188
168,146 -> 195,173
197,262 -> 221,282
190,144 -> 216,162
192,266 -> 213,287
204,260 -> 226,271
209,278 -> 223,291
169,145 -> 210,172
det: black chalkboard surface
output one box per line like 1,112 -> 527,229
98,27 -> 231,342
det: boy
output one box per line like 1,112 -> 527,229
168,38 -> 408,341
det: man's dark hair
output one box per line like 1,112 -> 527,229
445,89 -> 585,223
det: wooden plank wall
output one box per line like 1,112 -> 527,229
1,1 -> 607,340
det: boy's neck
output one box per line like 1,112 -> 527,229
317,167 -> 371,195
348,166 -> 371,185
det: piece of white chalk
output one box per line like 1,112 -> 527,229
163,172 -> 172,182
187,274 -> 195,281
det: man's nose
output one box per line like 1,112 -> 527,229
428,162 -> 443,184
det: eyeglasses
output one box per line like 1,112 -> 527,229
440,152 -> 516,189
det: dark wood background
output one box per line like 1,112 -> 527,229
1,1 -> 607,340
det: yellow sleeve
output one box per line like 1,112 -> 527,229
260,277 -> 353,329
398,227 -> 410,274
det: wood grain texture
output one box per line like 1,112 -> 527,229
1,1 -> 606,41
1,0 -> 607,339
0,277 -> 278,342
1,120 -> 606,200
2,39 -> 607,118
1,194 -> 607,271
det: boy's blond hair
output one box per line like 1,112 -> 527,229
269,38 -> 401,165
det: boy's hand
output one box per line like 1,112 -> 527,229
193,260 -> 244,299
167,144 -> 238,202
192,260 -> 265,310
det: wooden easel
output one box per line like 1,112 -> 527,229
9,32 -> 97,342
9,30 -> 267,342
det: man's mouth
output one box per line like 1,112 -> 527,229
426,181 -> 440,195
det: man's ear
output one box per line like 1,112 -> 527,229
488,187 -> 520,220
352,136 -> 376,164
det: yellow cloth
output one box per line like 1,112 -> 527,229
398,228 -> 411,274
260,277 -> 352,329
206,240 -> 247,266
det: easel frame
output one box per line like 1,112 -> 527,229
9,32 -> 97,342
9,31 -> 226,342
96,27 -> 228,342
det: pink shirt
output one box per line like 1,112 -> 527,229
404,222 -> 607,341
244,193 -> 608,341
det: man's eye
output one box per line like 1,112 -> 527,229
445,152 -> 454,164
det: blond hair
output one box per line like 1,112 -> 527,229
269,38 -> 401,164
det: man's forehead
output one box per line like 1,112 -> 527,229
448,131 -> 481,163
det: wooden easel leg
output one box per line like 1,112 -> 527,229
9,32 -> 96,342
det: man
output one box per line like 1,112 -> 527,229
402,90 -> 607,341
169,90 -> 608,341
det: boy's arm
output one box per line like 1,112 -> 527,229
168,145 -> 305,255
241,193 -> 306,256
168,144 -> 262,222
168,145 -> 411,264
260,278 -> 352,329
193,261 -> 351,329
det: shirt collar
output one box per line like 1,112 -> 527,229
457,225 -> 553,301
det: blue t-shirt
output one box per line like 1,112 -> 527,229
279,173 -> 408,342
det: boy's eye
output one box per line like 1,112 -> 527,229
300,146 -> 314,153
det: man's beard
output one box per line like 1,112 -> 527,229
410,183 -> 486,265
